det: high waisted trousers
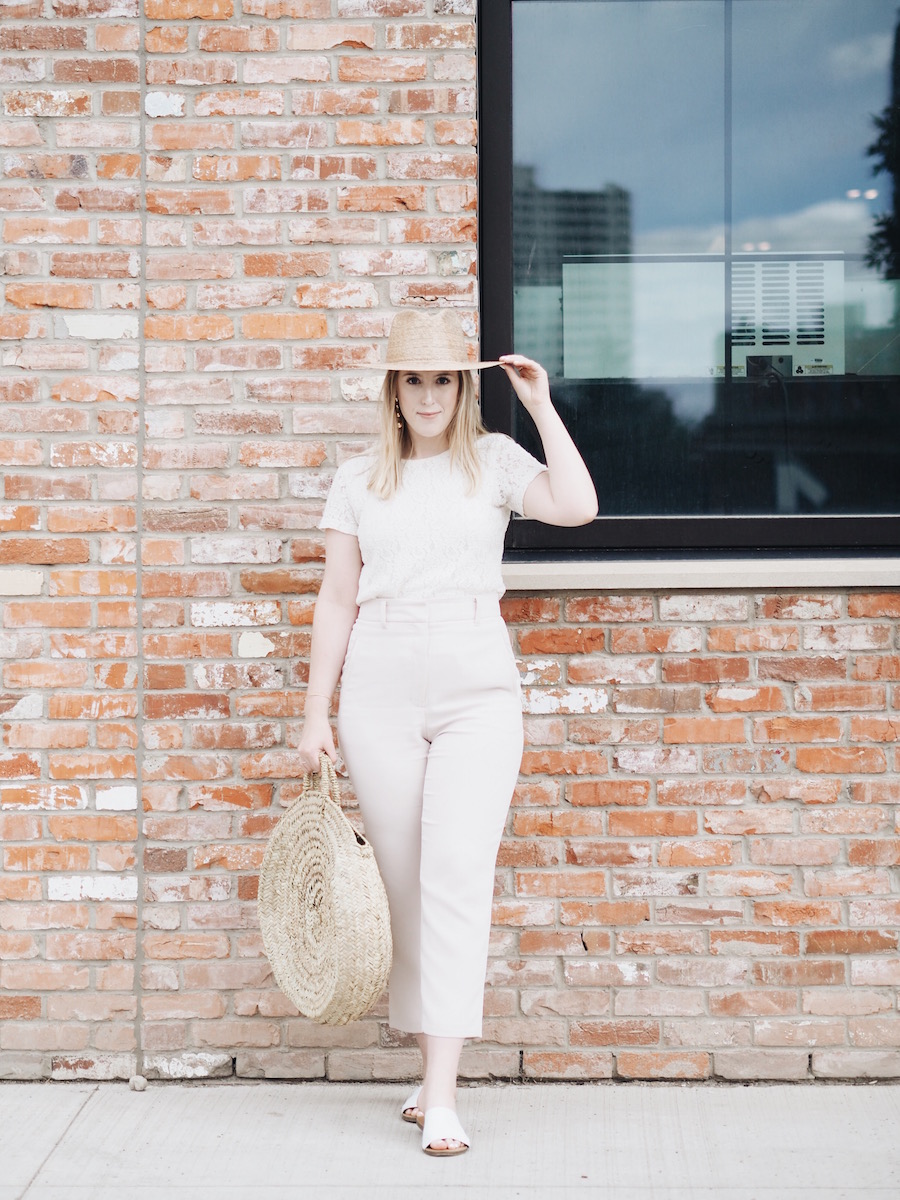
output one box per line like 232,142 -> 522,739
336,595 -> 523,1038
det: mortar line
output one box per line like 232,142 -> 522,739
133,0 -> 148,1081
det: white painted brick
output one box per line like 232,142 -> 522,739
190,601 -> 281,628
0,785 -> 88,811
237,631 -> 276,658
47,875 -> 139,901
99,346 -> 140,370
0,570 -> 42,599
58,314 -> 139,340
51,1054 -> 136,1081
521,687 -> 608,715
96,785 -> 138,811
144,1052 -> 233,1080
145,92 -> 185,118
190,536 -> 283,564
288,472 -> 332,499
0,694 -> 42,719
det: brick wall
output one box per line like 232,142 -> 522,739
1,1 -> 898,1083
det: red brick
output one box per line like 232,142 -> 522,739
336,184 -> 427,212
796,747 -> 887,774
758,656 -> 846,681
848,592 -> 900,617
609,811 -> 696,836
339,47 -> 426,79
145,314 -> 234,341
518,626 -> 608,656
0,27 -> 87,50
753,717 -> 842,743
385,22 -> 474,50
662,658 -> 751,683
145,0 -> 233,18
749,838 -> 840,866
610,626 -> 702,653
795,684 -> 885,711
387,215 -> 475,242
709,930 -> 800,956
847,839 -> 900,866
710,991 -> 797,1016
852,781 -> 900,804
559,900 -> 650,927
0,996 -> 42,1020
663,717 -> 746,744
612,687 -> 702,713
753,900 -> 842,925
657,780 -> 745,806
757,595 -> 841,620
658,840 -> 736,867
197,26 -> 278,52
143,933 -> 230,960
5,282 -> 94,309
4,90 -> 92,118
850,717 -> 900,743
707,625 -> 799,652
710,686 -> 787,710
752,961 -> 846,987
5,845 -> 91,871
193,155 -> 280,183
523,1052 -> 613,1080
568,780 -> 647,807
241,313 -> 327,340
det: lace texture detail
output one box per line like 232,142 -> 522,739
319,433 -> 546,604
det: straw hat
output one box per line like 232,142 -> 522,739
385,309 -> 500,371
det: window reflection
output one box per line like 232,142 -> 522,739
512,0 -> 900,517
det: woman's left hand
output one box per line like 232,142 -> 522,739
499,354 -> 553,416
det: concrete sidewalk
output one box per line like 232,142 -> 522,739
3,1080 -> 898,1199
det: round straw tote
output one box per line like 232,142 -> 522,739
258,755 -> 392,1026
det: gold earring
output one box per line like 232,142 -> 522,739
394,398 -> 402,431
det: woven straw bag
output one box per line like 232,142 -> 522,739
258,754 -> 392,1025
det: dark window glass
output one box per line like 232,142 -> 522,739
480,0 -> 900,554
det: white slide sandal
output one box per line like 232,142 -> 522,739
420,1107 -> 470,1157
400,1086 -> 422,1124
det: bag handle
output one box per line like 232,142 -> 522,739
301,752 -> 340,806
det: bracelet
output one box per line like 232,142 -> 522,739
305,691 -> 332,700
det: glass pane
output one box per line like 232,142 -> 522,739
729,0 -> 900,515
513,0 -> 724,380
511,0 -> 900,518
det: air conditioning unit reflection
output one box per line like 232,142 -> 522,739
560,252 -> 845,379
729,253 -> 844,378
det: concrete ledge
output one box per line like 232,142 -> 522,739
502,557 -> 900,592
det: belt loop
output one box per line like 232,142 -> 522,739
473,595 -> 479,622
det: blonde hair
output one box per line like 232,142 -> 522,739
368,369 -> 486,498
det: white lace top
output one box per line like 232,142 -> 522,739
319,433 -> 547,604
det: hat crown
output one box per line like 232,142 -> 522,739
385,309 -> 472,369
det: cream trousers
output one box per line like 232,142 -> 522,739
336,595 -> 523,1038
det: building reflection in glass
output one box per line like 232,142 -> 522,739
511,0 -> 900,518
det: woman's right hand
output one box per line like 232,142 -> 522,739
297,714 -> 337,775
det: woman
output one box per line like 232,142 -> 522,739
297,309 -> 597,1156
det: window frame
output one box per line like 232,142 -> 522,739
477,0 -> 900,560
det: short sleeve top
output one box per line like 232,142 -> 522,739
319,432 -> 546,605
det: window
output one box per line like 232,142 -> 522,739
479,0 -> 900,556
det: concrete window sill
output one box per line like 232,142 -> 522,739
502,558 -> 900,592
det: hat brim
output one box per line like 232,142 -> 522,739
385,359 -> 502,372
